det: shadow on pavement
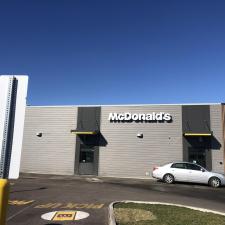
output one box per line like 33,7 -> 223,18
44,224 -> 62,225
10,187 -> 47,193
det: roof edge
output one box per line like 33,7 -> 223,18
26,103 -> 223,108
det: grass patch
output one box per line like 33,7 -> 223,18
114,203 -> 225,225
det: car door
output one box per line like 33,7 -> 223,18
186,163 -> 208,184
170,163 -> 189,182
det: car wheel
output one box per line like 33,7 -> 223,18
209,177 -> 221,188
163,174 -> 174,184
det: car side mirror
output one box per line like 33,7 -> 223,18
201,169 -> 205,172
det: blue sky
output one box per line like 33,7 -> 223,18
0,0 -> 225,105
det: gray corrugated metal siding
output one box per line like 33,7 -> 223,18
99,106 -> 183,178
210,105 -> 224,173
20,107 -> 77,175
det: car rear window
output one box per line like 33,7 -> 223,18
171,163 -> 186,169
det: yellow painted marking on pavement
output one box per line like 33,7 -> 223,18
88,203 -> 104,209
9,200 -> 104,209
61,203 -> 79,209
35,203 -> 62,209
9,200 -> 35,206
35,202 -> 104,209
52,211 -> 76,221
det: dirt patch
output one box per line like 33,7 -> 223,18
114,208 -> 156,223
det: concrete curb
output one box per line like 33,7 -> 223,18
108,202 -> 119,225
108,200 -> 225,225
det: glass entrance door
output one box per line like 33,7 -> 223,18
188,147 -> 206,168
79,145 -> 95,175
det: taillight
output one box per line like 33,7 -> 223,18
153,166 -> 158,171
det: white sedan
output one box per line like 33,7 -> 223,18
152,162 -> 225,188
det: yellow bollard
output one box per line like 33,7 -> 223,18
0,179 -> 9,225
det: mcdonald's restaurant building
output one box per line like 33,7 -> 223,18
20,103 -> 225,178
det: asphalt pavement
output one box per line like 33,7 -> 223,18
7,174 -> 225,225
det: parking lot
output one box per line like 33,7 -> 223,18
7,174 -> 225,225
